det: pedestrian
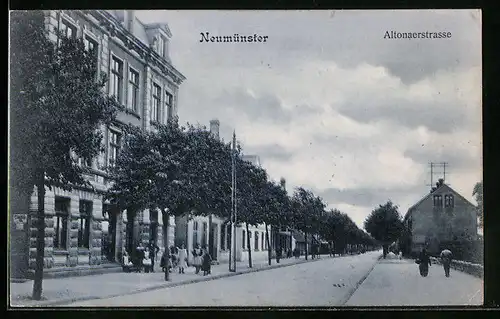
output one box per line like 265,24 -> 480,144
147,239 -> 160,273
160,250 -> 168,273
201,248 -> 212,276
169,245 -> 178,272
192,243 -> 203,274
143,248 -> 152,273
177,243 -> 188,274
440,249 -> 453,277
416,248 -> 431,277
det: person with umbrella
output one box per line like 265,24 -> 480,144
440,249 -> 453,277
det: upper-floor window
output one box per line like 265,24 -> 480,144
165,92 -> 173,122
84,36 -> 99,60
152,83 -> 161,122
110,56 -> 123,104
444,194 -> 454,208
433,195 -> 443,208
193,221 -> 199,246
127,68 -> 139,113
157,36 -> 165,57
61,19 -> 77,39
108,130 -> 121,167
78,156 -> 92,168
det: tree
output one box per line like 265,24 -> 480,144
364,201 -> 404,259
10,11 -> 120,300
473,181 -> 483,227
291,187 -> 326,260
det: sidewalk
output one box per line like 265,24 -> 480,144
10,254 -> 331,307
344,253 -> 483,306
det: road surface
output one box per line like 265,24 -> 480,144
345,256 -> 483,306
68,251 -> 381,307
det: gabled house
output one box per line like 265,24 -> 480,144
402,179 -> 478,258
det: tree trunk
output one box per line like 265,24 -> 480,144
383,244 -> 388,259
265,224 -> 271,266
304,231 -> 308,261
32,170 -> 45,300
126,210 -> 135,255
162,209 -> 170,281
246,223 -> 252,268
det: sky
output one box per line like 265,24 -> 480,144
136,10 -> 482,229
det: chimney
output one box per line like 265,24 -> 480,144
209,119 -> 220,140
123,10 -> 135,32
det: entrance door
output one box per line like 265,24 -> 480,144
209,223 -> 218,260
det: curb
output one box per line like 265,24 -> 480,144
15,255 -> 335,307
339,254 -> 383,306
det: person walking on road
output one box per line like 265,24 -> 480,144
440,249 -> 453,277
177,243 -> 188,274
192,244 -> 203,274
147,239 -> 160,273
416,248 -> 431,277
201,248 -> 212,276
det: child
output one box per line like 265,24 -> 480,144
201,249 -> 212,276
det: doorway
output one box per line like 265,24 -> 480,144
209,223 -> 218,260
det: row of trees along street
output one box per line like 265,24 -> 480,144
10,10 -> 401,301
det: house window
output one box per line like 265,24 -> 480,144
165,92 -> 173,122
261,232 -> 265,250
83,36 -> 98,60
201,222 -> 207,247
157,36 -> 165,57
127,68 -> 139,113
110,56 -> 123,103
152,83 -> 161,122
78,156 -> 92,168
108,130 -> 121,167
254,231 -> 259,251
445,194 -> 454,208
54,197 -> 69,250
433,195 -> 443,207
242,230 -> 246,249
193,221 -> 199,246
78,200 -> 92,249
60,19 -> 77,39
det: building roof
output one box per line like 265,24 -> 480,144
404,183 -> 477,221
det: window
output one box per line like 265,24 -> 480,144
78,200 -> 92,248
221,224 -> 226,251
157,36 -> 165,57
108,130 -> 121,167
54,198 -> 69,250
433,195 -> 443,208
83,36 -> 98,59
110,56 -> 123,103
61,19 -> 77,39
78,156 -> 92,168
254,231 -> 259,251
152,83 -> 161,122
193,221 -> 199,246
128,69 -> 139,112
165,92 -> 173,122
445,194 -> 454,208
201,222 -> 207,247
242,230 -> 246,249
261,232 -> 265,250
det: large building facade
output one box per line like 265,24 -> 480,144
402,180 -> 478,258
10,10 -> 185,278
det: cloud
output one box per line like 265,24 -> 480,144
134,10 -> 482,228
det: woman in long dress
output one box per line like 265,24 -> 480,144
417,248 -> 431,277
192,244 -> 202,274
177,243 -> 188,274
